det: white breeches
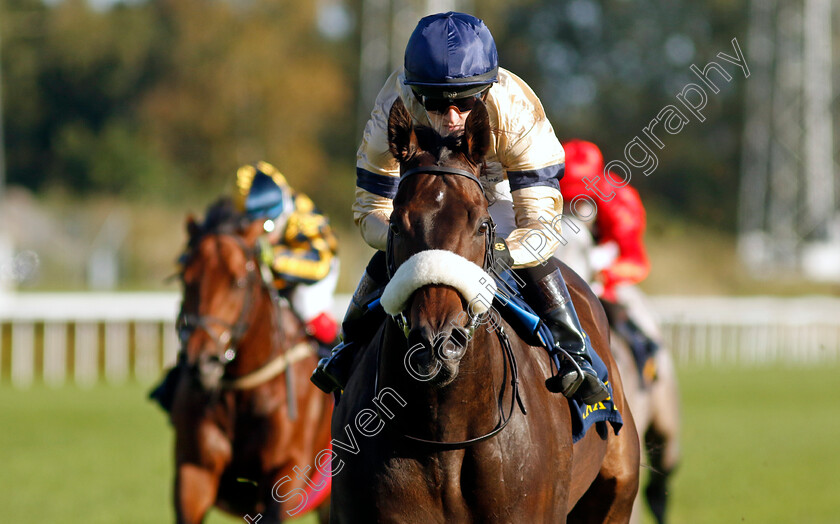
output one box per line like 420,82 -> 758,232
290,259 -> 339,322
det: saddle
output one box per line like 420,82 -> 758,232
491,270 -> 623,441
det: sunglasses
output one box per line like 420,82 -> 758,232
419,91 -> 487,114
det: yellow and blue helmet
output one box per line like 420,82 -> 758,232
235,162 -> 293,222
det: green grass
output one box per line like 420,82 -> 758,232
0,383 -> 316,523
661,365 -> 840,524
1,366 -> 839,523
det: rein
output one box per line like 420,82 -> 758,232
221,340 -> 313,390
372,320 -> 526,450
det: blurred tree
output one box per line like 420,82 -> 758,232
2,0 -> 51,189
499,0 -> 747,231
139,0 -> 352,203
0,0 -> 748,230
2,0 -> 173,195
1,0 -> 357,209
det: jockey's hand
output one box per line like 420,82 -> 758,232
491,236 -> 515,270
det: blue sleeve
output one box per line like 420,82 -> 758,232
356,168 -> 400,199
507,163 -> 565,192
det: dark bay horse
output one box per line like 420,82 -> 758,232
329,99 -> 639,522
171,199 -> 332,523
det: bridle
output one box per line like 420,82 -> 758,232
378,162 -> 526,450
385,163 -> 498,338
386,164 -> 494,277
372,318 -> 526,450
177,233 -> 290,389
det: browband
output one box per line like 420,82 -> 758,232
400,165 -> 486,199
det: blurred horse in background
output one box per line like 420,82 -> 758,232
559,222 -> 681,524
170,198 -> 331,523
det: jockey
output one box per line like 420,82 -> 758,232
150,162 -> 339,412
234,161 -> 341,351
310,11 -> 610,405
561,140 -> 658,378
561,140 -> 651,303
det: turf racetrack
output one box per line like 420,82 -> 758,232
1,365 -> 838,523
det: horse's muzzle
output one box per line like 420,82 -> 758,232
193,354 -> 226,390
406,325 -> 469,386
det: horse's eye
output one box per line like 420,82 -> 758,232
477,221 -> 490,234
389,222 -> 400,236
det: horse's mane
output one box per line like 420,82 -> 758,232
413,126 -> 463,156
402,126 -> 499,199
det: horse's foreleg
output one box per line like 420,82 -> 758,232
173,419 -> 231,524
175,462 -> 222,524
644,348 -> 681,524
569,422 -> 641,524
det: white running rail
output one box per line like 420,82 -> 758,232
1,293 -> 839,387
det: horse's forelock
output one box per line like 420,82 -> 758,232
188,198 -> 248,246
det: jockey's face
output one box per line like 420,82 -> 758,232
427,105 -> 470,136
417,87 -> 488,137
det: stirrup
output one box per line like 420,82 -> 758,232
546,349 -> 610,405
545,352 -> 585,397
309,341 -> 354,394
310,358 -> 343,394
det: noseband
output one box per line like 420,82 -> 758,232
179,235 -> 262,365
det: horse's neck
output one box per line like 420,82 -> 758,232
229,292 -> 285,376
382,324 -> 504,441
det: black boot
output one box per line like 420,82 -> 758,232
523,266 -> 610,405
310,268 -> 385,394
600,298 -> 659,384
148,361 -> 182,413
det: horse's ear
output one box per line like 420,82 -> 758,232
388,97 -> 416,162
464,99 -> 491,164
186,214 -> 200,240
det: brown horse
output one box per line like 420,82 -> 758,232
171,199 -> 332,523
328,98 -> 639,522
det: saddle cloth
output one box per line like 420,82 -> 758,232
491,270 -> 623,443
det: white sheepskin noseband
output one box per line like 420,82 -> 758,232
380,250 -> 498,316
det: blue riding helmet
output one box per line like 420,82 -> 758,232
245,169 -> 288,221
404,11 -> 498,99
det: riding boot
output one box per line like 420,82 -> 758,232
148,354 -> 184,413
310,265 -> 386,394
600,298 -> 659,384
523,266 -> 610,405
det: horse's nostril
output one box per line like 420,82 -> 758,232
407,326 -> 433,349
439,331 -> 467,361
